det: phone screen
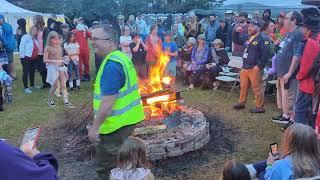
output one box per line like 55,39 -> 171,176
270,143 -> 280,160
20,127 -> 41,150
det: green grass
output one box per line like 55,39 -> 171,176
0,54 -> 94,145
1,55 -> 283,179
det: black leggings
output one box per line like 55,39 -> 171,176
37,55 -> 48,86
21,58 -> 36,89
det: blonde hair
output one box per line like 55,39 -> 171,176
45,31 -> 62,60
117,136 -> 149,169
281,124 -> 320,178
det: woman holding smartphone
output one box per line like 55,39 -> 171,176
246,124 -> 320,179
0,139 -> 58,180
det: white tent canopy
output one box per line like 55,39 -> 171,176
0,0 -> 65,33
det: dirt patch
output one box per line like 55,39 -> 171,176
39,102 -> 240,180
152,113 -> 239,179
39,102 -> 97,180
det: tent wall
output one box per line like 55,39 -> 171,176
3,13 -> 65,34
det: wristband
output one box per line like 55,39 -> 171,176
266,164 -> 273,168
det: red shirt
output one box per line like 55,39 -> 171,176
296,34 -> 320,94
72,30 -> 91,52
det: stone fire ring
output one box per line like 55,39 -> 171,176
134,107 -> 210,161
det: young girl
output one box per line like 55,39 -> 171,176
110,137 -> 154,180
64,32 -> 80,91
120,25 -> 133,59
44,31 -> 74,108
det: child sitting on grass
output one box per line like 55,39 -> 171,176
110,137 -> 154,180
64,32 -> 80,91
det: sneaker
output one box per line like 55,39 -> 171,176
188,84 -> 194,90
65,102 -> 75,109
70,87 -> 76,92
249,107 -> 265,113
47,99 -> 55,107
233,103 -> 245,110
76,86 -> 81,91
272,116 -> 290,124
281,121 -> 294,131
272,114 -> 283,120
24,88 -> 32,94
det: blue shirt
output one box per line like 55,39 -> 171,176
162,42 -> 178,63
100,60 -> 125,96
265,156 -> 294,180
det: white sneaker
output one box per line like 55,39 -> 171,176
24,88 -> 32,94
188,84 -> 194,90
65,102 -> 75,109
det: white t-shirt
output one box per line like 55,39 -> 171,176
64,43 -> 80,61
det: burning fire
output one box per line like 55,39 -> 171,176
139,48 -> 179,119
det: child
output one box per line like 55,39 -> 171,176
221,159 -> 251,180
44,31 -> 74,108
64,32 -> 80,91
0,64 -> 13,104
110,137 -> 154,180
0,63 -> 13,111
162,31 -> 178,85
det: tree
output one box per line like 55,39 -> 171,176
9,0 -> 225,23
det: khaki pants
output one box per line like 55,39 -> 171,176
239,68 -> 264,108
276,78 -> 298,119
96,124 -> 136,180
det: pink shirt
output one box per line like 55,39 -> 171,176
37,30 -> 44,55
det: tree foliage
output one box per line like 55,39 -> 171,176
9,0 -> 225,22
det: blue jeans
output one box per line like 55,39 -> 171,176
294,89 -> 315,127
67,61 -> 80,82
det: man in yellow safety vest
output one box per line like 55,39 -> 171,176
88,23 -> 145,179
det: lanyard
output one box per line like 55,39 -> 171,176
244,34 -> 258,53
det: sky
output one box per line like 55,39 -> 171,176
223,0 -> 303,6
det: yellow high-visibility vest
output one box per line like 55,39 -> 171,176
93,50 -> 144,134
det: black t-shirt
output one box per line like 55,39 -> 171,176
129,42 -> 147,65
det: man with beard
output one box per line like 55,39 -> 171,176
205,15 -> 219,46
233,20 -> 271,113
263,9 -> 275,23
232,11 -> 249,56
185,12 -> 201,39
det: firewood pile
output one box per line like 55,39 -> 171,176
41,101 -> 95,161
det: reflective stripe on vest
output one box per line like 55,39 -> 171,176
93,50 -> 144,134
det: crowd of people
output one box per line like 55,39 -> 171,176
0,4 -> 320,180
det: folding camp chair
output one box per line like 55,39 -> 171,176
212,56 -> 243,101
219,56 -> 243,77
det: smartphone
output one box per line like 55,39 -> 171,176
270,143 -> 280,160
20,127 -> 41,150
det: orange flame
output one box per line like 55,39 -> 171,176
139,47 -> 178,119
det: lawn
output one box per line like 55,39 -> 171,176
0,54 -> 284,179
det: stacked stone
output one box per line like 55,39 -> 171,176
139,107 -> 210,161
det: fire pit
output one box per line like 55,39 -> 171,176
134,106 -> 210,161
134,49 -> 210,161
